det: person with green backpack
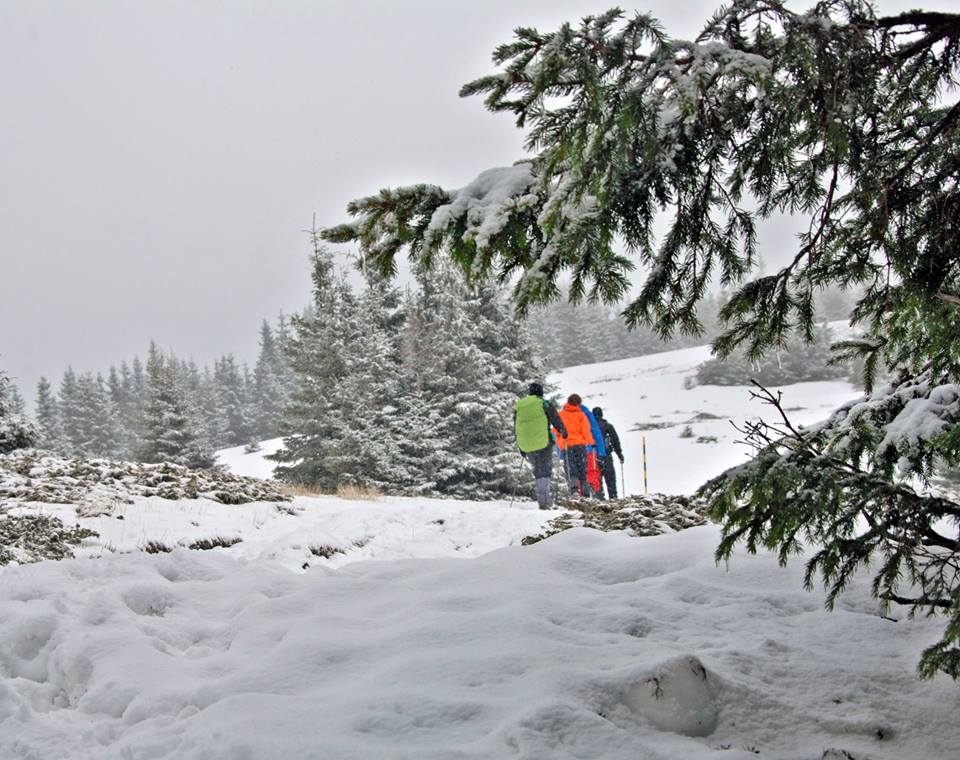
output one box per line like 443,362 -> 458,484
514,382 -> 567,509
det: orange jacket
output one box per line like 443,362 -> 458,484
554,403 -> 595,450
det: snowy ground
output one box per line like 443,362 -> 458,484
551,345 -> 860,495
3,527 -> 957,759
4,346 -> 958,758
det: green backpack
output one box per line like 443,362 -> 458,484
515,395 -> 550,453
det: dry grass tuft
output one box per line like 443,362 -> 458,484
336,483 -> 381,501
281,482 -> 328,498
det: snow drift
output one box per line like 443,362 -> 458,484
1,527 -> 956,759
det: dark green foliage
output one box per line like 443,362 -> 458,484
274,231 -> 542,498
327,2 -> 960,677
0,369 -> 35,454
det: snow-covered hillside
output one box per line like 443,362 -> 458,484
550,345 -> 860,495
4,347 -> 956,759
217,345 -> 862,497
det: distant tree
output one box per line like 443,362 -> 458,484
58,368 -> 82,455
214,354 -> 257,447
0,369 -> 35,453
139,343 -> 214,468
253,321 -> 286,439
107,364 -> 139,459
34,377 -> 65,452
324,2 -> 960,677
70,373 -> 118,457
697,324 -> 849,386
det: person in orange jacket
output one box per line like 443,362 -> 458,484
554,393 -> 595,497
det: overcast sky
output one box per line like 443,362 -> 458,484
1,1 -> 951,401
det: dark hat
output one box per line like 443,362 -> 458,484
567,393 -> 582,406
592,407 -> 603,418
528,382 -> 544,397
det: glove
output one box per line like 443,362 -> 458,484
618,453 -> 624,463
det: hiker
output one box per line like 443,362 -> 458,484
592,407 -> 624,499
581,404 -> 607,498
555,393 -> 595,497
515,382 -> 567,509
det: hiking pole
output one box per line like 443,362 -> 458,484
562,447 -> 574,498
642,435 -> 648,495
509,453 -> 526,509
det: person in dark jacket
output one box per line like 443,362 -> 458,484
515,382 -> 567,509
592,407 -> 624,499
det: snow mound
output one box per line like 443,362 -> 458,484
215,437 -> 285,480
623,655 -> 718,737
2,526 -> 956,759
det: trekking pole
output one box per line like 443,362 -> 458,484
509,453 -> 526,509
642,435 -> 648,495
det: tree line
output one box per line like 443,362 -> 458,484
29,317 -> 296,468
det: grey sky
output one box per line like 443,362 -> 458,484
0,1 -> 951,401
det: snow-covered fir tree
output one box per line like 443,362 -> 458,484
214,354 -> 257,447
253,321 -> 287,440
70,373 -> 118,457
322,267 -> 408,489
58,368 -> 83,456
0,368 -> 35,453
34,376 -> 65,452
395,261 -> 531,498
138,343 -> 215,469
272,241 -> 354,487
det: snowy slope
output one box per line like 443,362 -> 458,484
551,345 -> 860,495
216,345 -> 862,497
2,527 -> 956,759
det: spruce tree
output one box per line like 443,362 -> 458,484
322,268 -> 407,489
253,321 -> 286,440
0,369 -> 35,453
58,368 -> 82,455
272,239 -> 352,487
139,343 -> 214,468
325,2 -> 960,677
35,376 -> 65,452
70,372 -> 118,457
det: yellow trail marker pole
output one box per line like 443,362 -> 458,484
642,436 -> 648,494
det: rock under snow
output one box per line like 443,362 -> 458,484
0,449 -> 289,514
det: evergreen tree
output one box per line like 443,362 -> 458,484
396,261 -> 520,498
35,376 -> 65,452
58,368 -> 82,455
70,372 -> 118,457
321,269 -> 407,489
139,343 -> 214,468
0,369 -> 35,453
214,354 -> 257,447
325,3 -> 960,677
272,239 -> 352,486
107,364 -> 139,459
253,321 -> 286,439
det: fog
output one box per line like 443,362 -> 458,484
1,0 -> 949,402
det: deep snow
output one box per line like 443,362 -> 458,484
4,345 -> 958,759
2,527 -> 957,759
